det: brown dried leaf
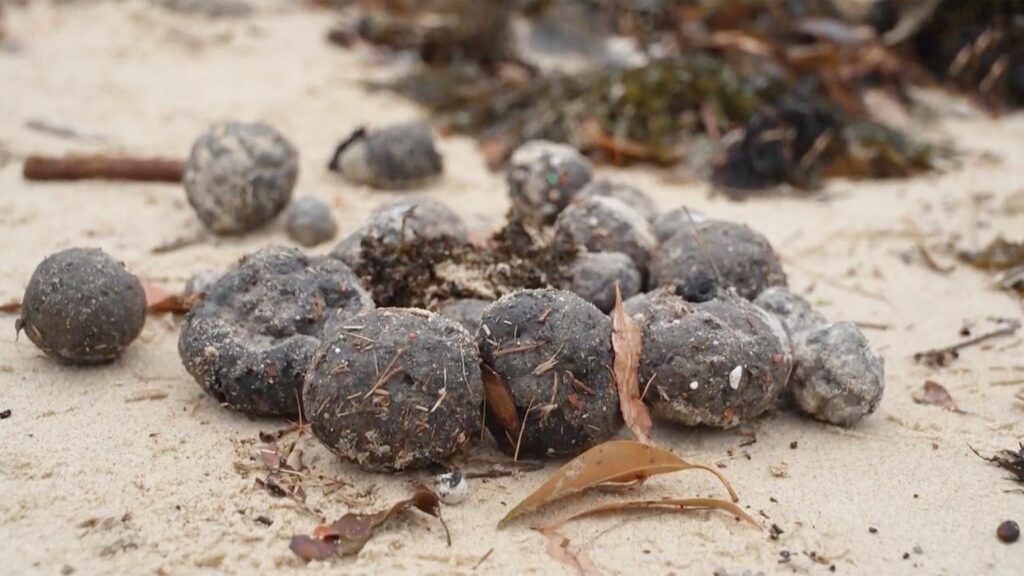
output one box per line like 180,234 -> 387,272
611,286 -> 653,445
0,299 -> 21,313
143,284 -> 200,315
550,497 -> 757,528
289,535 -> 338,562
912,380 -> 964,413
482,363 -> 520,432
290,486 -> 449,561
499,440 -> 738,527
536,528 -> 603,576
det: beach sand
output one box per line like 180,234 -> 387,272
1,2 -> 1022,574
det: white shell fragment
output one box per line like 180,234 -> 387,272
729,365 -> 744,390
432,471 -> 469,505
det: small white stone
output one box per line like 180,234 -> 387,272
729,365 -> 743,390
689,381 -> 699,390
432,471 -> 469,505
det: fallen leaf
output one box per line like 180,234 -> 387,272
290,486 -> 449,561
144,284 -> 200,315
536,528 -> 603,576
912,381 -> 964,413
0,300 -> 20,313
611,285 -> 653,445
499,440 -> 738,527
549,497 -> 757,528
482,364 -> 520,432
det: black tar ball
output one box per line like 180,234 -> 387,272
649,220 -> 787,301
304,308 -> 483,472
625,290 -> 791,428
564,251 -> 641,314
178,246 -> 373,417
477,289 -> 620,458
18,248 -> 146,364
553,196 -> 657,273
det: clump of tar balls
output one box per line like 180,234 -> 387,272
16,122 -> 884,474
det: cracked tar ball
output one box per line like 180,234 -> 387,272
477,289 -> 620,458
285,196 -> 337,247
507,140 -> 593,226
553,196 -> 657,273
564,251 -> 641,313
649,220 -> 787,301
627,290 -> 791,428
753,286 -> 827,337
184,121 -> 298,234
790,322 -> 884,427
329,123 -> 443,189
179,246 -> 373,417
576,179 -> 658,222
330,196 -> 468,269
303,308 -> 483,472
18,248 -> 146,364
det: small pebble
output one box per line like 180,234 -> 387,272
432,471 -> 470,505
329,123 -> 442,189
285,197 -> 338,247
18,248 -> 146,364
506,140 -> 592,226
184,121 -> 298,234
997,520 -> 1020,543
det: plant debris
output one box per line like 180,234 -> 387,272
913,318 -> 1021,367
342,0 -> 963,190
500,440 -> 739,528
912,380 -> 963,413
611,286 -> 653,445
548,497 -> 755,529
289,486 -> 449,561
143,284 -> 201,315
536,528 -> 602,576
971,443 -> 1024,486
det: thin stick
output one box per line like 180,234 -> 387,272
914,320 -> 1021,364
513,399 -> 537,462
23,155 -> 184,182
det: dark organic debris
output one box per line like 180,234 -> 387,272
289,486 -> 450,561
0,409 -> 11,420
913,318 -> 1021,367
341,0 -> 959,190
972,443 -> 1024,486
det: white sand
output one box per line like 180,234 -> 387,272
1,2 -> 1023,575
